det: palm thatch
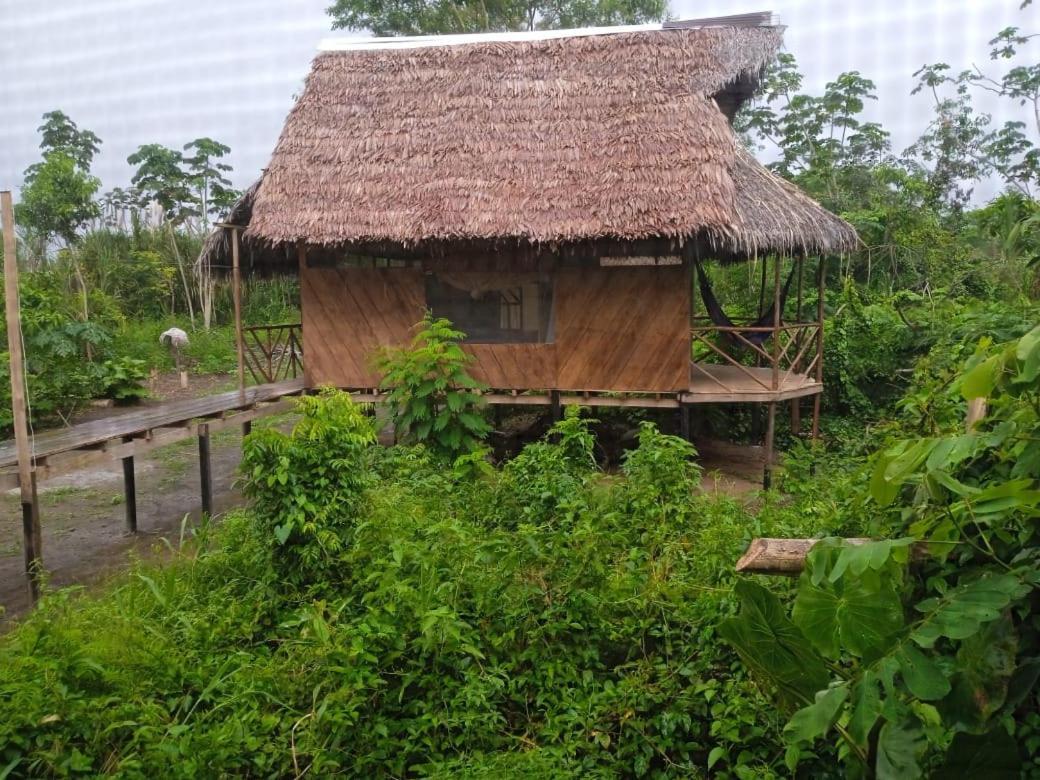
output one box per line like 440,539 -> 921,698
200,180 -> 296,274
233,23 -> 856,264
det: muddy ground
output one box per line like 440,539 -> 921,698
1,379 -> 764,625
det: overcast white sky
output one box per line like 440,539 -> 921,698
0,0 -> 1036,199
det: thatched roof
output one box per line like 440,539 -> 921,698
224,22 -> 856,264
199,180 -> 296,273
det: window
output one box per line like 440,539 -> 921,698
425,272 -> 554,343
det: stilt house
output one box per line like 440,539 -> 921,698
204,13 -> 858,467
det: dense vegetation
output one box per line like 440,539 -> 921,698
0,3 -> 1038,777
1,111 -> 298,430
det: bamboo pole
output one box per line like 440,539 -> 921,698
812,256 -> 826,440
231,228 -> 251,436
771,255 -> 782,391
232,228 -> 245,399
2,191 -> 42,601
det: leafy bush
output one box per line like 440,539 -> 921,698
722,325 -> 1040,778
0,401 -> 837,777
241,388 -> 375,584
377,313 -> 491,462
95,356 -> 148,402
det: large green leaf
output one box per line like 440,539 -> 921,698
783,684 -> 849,744
875,719 -> 924,780
912,573 -> 1024,648
960,353 -> 1003,400
933,728 -> 1020,779
848,671 -> 882,750
895,644 -> 950,701
794,563 -> 904,661
719,580 -> 830,709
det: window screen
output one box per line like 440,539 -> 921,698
425,272 -> 554,343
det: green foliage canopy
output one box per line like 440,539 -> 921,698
326,0 -> 666,36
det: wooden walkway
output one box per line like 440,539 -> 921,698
0,378 -> 305,491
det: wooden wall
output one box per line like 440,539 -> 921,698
301,262 -> 689,393
301,266 -> 425,388
555,266 -> 689,392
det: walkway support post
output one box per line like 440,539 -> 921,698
198,423 -> 213,518
763,401 -> 776,489
2,191 -> 42,602
122,454 -> 137,534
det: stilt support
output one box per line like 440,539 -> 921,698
763,402 -> 777,490
199,423 -> 213,517
680,404 -> 691,442
122,454 -> 137,534
811,394 -> 821,441
550,390 -> 562,423
791,398 -> 801,437
21,473 -> 41,603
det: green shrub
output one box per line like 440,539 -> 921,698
377,313 -> 491,462
241,388 -> 375,584
95,356 -> 148,402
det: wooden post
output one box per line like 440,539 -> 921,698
198,423 -> 212,518
680,404 -> 691,442
737,537 -> 930,575
791,399 -> 801,436
763,401 -> 776,489
232,228 -> 246,397
550,390 -> 562,423
3,191 -> 42,601
231,227 -> 251,439
122,454 -> 137,534
812,256 -> 826,440
771,255 -> 782,391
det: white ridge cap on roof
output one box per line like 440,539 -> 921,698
317,12 -> 778,51
318,23 -> 662,51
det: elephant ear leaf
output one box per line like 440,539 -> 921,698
719,580 -> 830,710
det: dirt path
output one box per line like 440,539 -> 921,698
0,420 -> 270,623
0,372 -> 294,625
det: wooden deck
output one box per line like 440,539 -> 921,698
0,379 -> 306,490
682,363 -> 822,404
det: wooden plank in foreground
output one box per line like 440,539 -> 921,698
736,537 -> 930,575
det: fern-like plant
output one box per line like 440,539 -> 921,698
376,313 -> 491,462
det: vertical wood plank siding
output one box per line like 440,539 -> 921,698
301,265 -> 689,393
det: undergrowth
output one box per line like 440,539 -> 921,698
0,395 -> 842,779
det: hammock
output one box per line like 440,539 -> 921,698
694,260 -> 797,348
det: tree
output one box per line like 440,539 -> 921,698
905,4 -> 1039,204
17,111 -> 103,262
17,153 -> 101,249
32,110 -> 101,172
326,0 -> 665,36
182,137 -> 236,230
127,143 -> 194,224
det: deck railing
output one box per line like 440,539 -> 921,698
244,323 -> 303,384
691,319 -> 822,392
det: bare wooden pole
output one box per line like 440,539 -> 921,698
812,256 -> 826,440
122,454 -> 137,534
198,423 -> 213,518
2,191 -> 42,601
232,228 -> 246,398
771,255 -> 782,391
763,401 -> 776,489
231,228 -> 251,438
